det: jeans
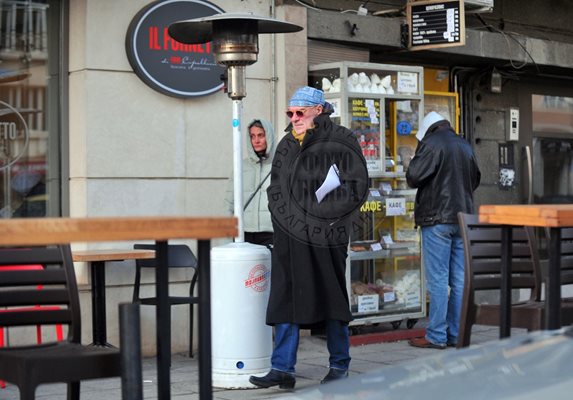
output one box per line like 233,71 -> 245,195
271,320 -> 350,374
421,224 -> 465,345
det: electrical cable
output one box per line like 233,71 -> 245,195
472,15 -> 540,73
293,0 -> 399,15
372,8 -> 404,17
293,0 -> 322,12
472,24 -> 540,72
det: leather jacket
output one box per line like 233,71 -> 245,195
406,121 -> 481,227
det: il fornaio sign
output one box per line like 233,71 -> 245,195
126,0 -> 225,98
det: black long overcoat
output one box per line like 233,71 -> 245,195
266,112 -> 368,327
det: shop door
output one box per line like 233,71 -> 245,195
517,79 -> 573,205
0,0 -> 66,218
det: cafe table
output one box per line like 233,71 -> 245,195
0,216 -> 237,400
479,204 -> 573,337
72,248 -> 156,347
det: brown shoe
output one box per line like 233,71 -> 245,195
408,337 -> 446,350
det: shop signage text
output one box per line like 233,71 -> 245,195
125,0 -> 226,98
406,0 -> 466,51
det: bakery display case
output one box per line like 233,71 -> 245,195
347,180 -> 424,329
309,62 -> 424,176
308,62 -> 426,329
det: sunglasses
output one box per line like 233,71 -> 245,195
286,107 -> 315,119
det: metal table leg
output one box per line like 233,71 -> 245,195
546,227 -> 562,329
90,260 -> 113,347
155,240 -> 170,400
198,239 -> 213,400
500,226 -> 512,338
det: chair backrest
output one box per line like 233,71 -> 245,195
458,212 -> 541,302
134,244 -> 197,269
562,228 -> 573,285
0,245 -> 81,344
545,227 -> 573,287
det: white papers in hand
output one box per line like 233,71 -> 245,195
315,164 -> 341,203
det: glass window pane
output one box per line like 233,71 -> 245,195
0,0 -> 51,218
532,94 -> 573,135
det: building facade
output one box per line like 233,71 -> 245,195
1,0 -> 572,354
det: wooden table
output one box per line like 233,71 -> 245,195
479,204 -> 573,336
72,249 -> 156,347
0,216 -> 237,400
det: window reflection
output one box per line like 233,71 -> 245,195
0,0 -> 49,218
532,94 -> 573,135
532,94 -> 573,203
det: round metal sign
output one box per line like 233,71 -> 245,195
125,0 -> 226,98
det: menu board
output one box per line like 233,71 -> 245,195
407,0 -> 465,50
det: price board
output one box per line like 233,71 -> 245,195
407,0 -> 465,51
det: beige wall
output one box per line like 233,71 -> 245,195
68,0 -> 306,355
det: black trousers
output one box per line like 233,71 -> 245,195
244,231 -> 273,249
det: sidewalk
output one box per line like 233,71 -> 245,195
0,322 -> 513,399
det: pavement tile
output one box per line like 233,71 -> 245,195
0,323 -> 516,399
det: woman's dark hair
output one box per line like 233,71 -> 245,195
248,120 -> 265,131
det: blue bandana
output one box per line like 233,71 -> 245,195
288,86 -> 325,107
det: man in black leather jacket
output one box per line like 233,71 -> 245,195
406,111 -> 481,349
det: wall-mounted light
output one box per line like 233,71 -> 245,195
490,67 -> 502,93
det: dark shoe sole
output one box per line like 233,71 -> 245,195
249,376 -> 295,390
320,369 -> 349,384
409,339 -> 446,350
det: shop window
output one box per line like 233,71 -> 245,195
0,0 -> 64,218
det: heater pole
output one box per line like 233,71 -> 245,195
232,98 -> 244,242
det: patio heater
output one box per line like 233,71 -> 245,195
168,13 -> 302,391
169,13 -> 301,242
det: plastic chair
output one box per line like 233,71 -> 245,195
0,246 -> 121,399
457,212 -> 544,348
132,243 -> 199,357
0,264 -> 64,389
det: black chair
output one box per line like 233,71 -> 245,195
544,227 -> 573,285
544,227 -> 573,306
0,245 -> 121,399
457,212 -> 544,348
559,228 -> 573,297
132,243 -> 198,357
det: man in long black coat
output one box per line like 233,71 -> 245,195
250,86 -> 368,389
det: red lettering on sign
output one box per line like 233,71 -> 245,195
148,26 -> 161,50
147,27 -> 214,54
163,27 -> 170,50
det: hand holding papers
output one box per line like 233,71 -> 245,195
315,164 -> 340,203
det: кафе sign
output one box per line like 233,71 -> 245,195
125,0 -> 226,98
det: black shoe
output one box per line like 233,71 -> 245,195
249,369 -> 295,389
320,368 -> 348,384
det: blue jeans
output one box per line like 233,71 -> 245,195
271,320 -> 350,374
421,224 -> 465,346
